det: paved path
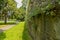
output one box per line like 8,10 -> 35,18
0,25 -> 15,31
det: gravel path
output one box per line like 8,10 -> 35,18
0,25 -> 15,31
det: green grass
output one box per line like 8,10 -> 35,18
0,21 -> 16,24
3,22 -> 25,40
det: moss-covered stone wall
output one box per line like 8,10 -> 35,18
22,0 -> 60,40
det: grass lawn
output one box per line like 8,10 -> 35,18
1,22 -> 25,40
0,21 -> 16,24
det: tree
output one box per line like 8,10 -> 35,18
18,6 -> 25,21
23,0 -> 60,40
0,0 -> 17,24
4,0 -> 17,24
0,0 -> 6,10
0,0 -> 8,24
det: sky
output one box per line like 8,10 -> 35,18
15,0 -> 22,8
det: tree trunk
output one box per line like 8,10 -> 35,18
3,10 -> 7,24
4,12 -> 7,24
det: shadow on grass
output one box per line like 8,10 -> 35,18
0,21 -> 17,25
0,29 -> 6,40
0,23 -> 16,25
22,28 -> 28,40
22,24 -> 31,40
